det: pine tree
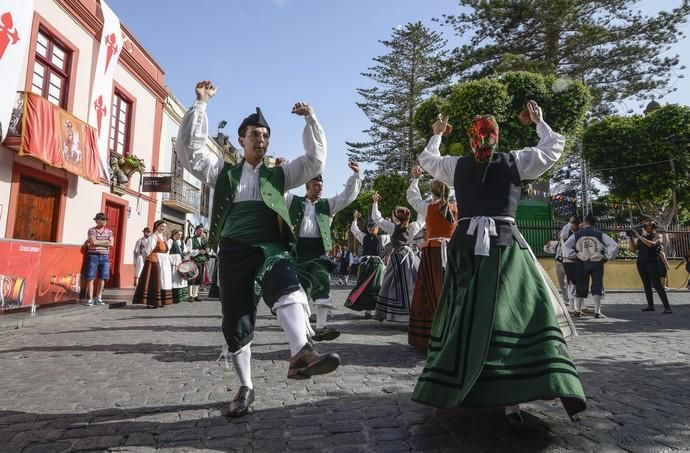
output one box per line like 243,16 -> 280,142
347,22 -> 448,176
438,0 -> 690,116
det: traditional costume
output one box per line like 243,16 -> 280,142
177,100 -> 339,417
371,201 -> 424,322
564,218 -> 619,318
287,172 -> 362,341
406,177 -> 457,351
132,229 -> 150,283
345,219 -> 389,317
188,226 -> 208,301
413,114 -> 586,420
133,226 -> 173,307
166,236 -> 190,303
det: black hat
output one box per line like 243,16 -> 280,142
238,107 -> 270,136
584,214 -> 597,225
308,174 -> 323,183
142,227 -> 151,233
195,224 -> 204,230
93,212 -> 107,221
367,218 -> 376,228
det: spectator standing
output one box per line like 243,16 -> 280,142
630,220 -> 672,313
133,227 -> 151,287
85,212 -> 113,306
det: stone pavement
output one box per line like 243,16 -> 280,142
0,288 -> 688,452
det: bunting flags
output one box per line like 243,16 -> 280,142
87,0 -> 123,179
0,0 -> 34,141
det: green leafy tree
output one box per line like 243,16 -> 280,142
347,22 -> 448,176
438,0 -> 690,117
413,72 -> 590,176
582,104 -> 690,228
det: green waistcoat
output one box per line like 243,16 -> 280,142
288,196 -> 332,253
208,160 -> 296,253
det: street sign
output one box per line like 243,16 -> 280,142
142,176 -> 172,192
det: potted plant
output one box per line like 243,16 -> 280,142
118,154 -> 146,177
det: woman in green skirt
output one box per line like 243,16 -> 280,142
413,102 -> 586,424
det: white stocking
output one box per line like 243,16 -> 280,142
274,290 -> 311,356
575,297 -> 584,313
593,295 -> 602,314
231,343 -> 253,389
315,305 -> 330,330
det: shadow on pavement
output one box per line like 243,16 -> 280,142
0,393 -> 562,452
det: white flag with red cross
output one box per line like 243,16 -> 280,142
88,0 -> 123,179
0,0 -> 34,142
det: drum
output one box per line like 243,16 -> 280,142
178,260 -> 199,281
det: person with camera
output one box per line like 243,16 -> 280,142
564,215 -> 618,319
629,220 -> 672,313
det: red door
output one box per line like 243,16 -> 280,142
104,202 -> 125,288
13,176 -> 61,242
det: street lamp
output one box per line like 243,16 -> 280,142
215,120 -> 228,147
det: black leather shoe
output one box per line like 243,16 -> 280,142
663,308 -> 672,314
642,307 -> 655,312
312,327 -> 340,342
505,412 -> 524,427
194,297 -> 203,302
288,344 -> 340,379
228,386 -> 254,418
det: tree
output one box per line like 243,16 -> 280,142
438,0 -> 690,117
347,22 -> 448,176
413,72 -> 591,177
331,174 -> 419,246
582,104 -> 690,229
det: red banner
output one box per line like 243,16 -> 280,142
0,239 -> 85,310
19,93 -> 102,183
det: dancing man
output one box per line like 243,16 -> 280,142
176,81 -> 339,418
370,193 -> 424,322
188,224 -> 208,302
287,161 -> 362,341
413,102 -> 586,424
406,165 -> 457,351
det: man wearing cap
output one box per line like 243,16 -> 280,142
287,162 -> 362,341
85,212 -> 113,306
133,227 -> 152,287
176,81 -> 338,418
188,224 -> 209,301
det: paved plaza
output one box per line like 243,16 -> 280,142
0,289 -> 688,452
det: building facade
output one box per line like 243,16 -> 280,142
0,0 -> 166,290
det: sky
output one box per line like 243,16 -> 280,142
106,0 -> 690,197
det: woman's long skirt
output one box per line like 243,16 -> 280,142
375,246 -> 420,323
345,256 -> 385,312
408,246 -> 444,351
413,241 -> 586,417
133,261 -> 173,307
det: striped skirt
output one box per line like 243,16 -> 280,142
375,246 -> 420,323
412,240 -> 586,417
408,246 -> 444,352
345,256 -> 385,311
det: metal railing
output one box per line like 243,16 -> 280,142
517,219 -> 690,259
162,177 -> 201,211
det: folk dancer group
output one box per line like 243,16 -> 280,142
172,79 -> 586,424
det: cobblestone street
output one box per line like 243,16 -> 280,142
0,289 -> 688,452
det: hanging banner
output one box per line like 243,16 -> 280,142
87,0 -> 123,179
0,0 -> 34,142
20,92 -> 102,183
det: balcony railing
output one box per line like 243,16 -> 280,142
162,176 -> 201,213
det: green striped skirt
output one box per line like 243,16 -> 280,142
413,240 -> 586,417
345,256 -> 385,311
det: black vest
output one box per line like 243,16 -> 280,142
169,240 -> 185,256
450,153 -> 522,250
390,224 -> 409,248
362,234 -> 384,257
637,233 -> 660,262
